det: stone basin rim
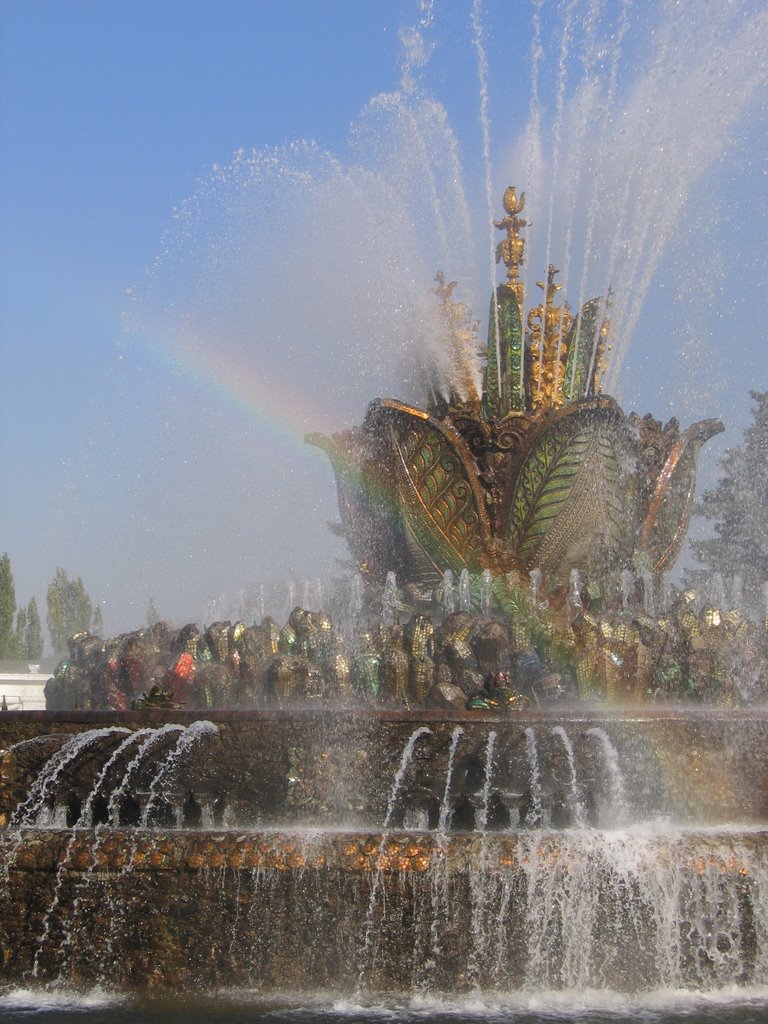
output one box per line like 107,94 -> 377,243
3,705 -> 768,727
6,827 -> 767,876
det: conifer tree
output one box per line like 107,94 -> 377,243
92,604 -> 104,637
13,606 -> 27,660
0,553 -> 17,658
24,597 -> 44,660
46,568 -> 95,653
691,391 -> 768,607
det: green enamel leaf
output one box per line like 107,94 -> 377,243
508,426 -> 595,565
562,298 -> 602,403
484,285 -> 524,418
391,419 -> 488,573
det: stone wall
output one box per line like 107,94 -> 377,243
2,828 -> 767,993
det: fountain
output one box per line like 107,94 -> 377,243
2,183 -> 767,1000
1,0 -> 768,1016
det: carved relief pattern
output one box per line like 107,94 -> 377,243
533,433 -> 626,575
508,426 -> 589,566
393,419 -> 487,572
507,421 -> 627,571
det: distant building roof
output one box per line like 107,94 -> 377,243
0,654 -> 60,675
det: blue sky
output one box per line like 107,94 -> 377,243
1,1 -> 766,640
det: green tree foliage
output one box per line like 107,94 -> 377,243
24,597 -> 44,660
691,391 -> 768,606
13,606 -> 27,659
46,568 -> 95,653
0,553 -> 17,657
92,604 -> 104,637
0,555 -> 43,659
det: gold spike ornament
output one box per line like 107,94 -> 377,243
494,186 -> 528,307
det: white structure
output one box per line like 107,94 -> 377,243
0,669 -> 48,710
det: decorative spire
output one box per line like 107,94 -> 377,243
484,187 -> 614,416
527,265 -> 573,411
494,186 -> 528,307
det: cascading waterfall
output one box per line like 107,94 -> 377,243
468,731 -> 497,986
0,727 -> 168,928
48,726 -> 185,979
3,714 -> 768,995
524,726 -> 544,828
30,727 -> 164,977
9,728 -> 131,830
516,828 -> 768,992
587,726 -> 631,827
551,725 -> 588,828
96,721 -> 219,977
140,720 -> 220,826
358,726 -> 432,987
420,724 -> 464,991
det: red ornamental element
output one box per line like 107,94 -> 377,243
100,658 -> 126,711
165,652 -> 196,703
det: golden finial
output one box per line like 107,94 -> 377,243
494,186 -> 528,307
432,272 -> 480,405
527,265 -> 573,410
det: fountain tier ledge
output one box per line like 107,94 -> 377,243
3,708 -> 768,994
3,708 -> 768,828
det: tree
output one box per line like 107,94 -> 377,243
92,604 -> 104,637
0,553 -> 17,658
0,554 -> 46,660
13,606 -> 27,659
24,597 -> 44,660
46,568 -> 95,653
146,596 -> 160,627
691,391 -> 768,608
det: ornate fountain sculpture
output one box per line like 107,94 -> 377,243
308,187 -> 723,598
2,192 -> 767,1000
